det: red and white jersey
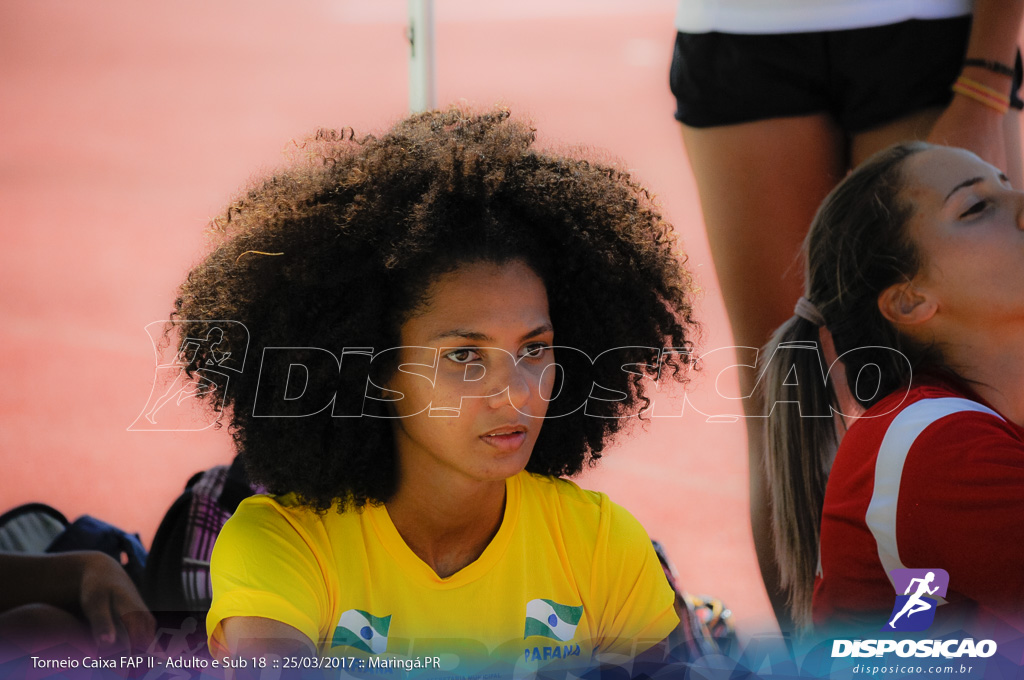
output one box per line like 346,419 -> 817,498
813,377 -> 1024,632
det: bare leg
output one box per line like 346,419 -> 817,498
850,107 -> 943,166
681,115 -> 846,631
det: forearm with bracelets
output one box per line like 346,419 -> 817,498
953,0 -> 1024,114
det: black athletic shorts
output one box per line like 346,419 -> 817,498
670,16 -> 1023,132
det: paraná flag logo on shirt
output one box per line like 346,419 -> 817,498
524,599 -> 583,641
333,609 -> 391,653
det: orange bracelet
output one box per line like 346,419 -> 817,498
952,75 -> 1011,114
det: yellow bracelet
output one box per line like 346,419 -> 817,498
952,75 -> 1010,114
957,75 -> 1011,100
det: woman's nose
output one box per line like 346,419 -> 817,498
485,358 -> 532,411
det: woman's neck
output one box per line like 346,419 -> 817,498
938,326 -> 1024,426
385,476 -> 507,579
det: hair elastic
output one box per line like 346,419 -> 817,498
962,58 -> 1015,79
794,297 -> 826,327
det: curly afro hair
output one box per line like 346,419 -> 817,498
173,107 -> 698,512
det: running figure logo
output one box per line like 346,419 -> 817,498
884,568 -> 950,632
129,320 -> 249,431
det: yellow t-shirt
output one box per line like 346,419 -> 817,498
208,471 -> 678,676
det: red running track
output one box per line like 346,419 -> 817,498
1,0 -> 779,634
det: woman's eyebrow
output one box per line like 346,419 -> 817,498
427,323 -> 553,344
520,323 -> 554,341
944,176 -> 984,202
429,329 -> 490,342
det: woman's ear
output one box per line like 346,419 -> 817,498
878,280 -> 937,326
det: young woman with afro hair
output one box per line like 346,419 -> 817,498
173,108 -> 700,676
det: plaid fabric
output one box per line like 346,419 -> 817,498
144,458 -> 258,616
180,465 -> 234,611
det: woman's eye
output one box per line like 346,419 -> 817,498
444,348 -> 481,364
960,200 -> 989,218
519,343 -> 550,359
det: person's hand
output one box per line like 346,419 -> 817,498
928,93 -> 1008,172
77,552 -> 156,651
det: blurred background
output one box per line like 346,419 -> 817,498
0,0 -> 769,633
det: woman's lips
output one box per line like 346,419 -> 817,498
480,426 -> 528,452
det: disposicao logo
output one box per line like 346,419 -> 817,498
831,568 -> 997,660
333,609 -> 391,654
524,599 -> 583,642
884,568 -> 949,632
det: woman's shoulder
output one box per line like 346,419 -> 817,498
519,472 -> 611,522
233,492 -> 315,520
221,493 -> 347,547
853,376 -> 1003,433
521,472 -> 601,501
839,376 -> 1022,477
518,473 -> 653,549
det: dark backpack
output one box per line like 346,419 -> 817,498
0,502 -> 148,589
142,456 -> 256,621
0,503 -> 68,553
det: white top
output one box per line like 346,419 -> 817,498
675,0 -> 973,34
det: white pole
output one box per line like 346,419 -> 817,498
407,0 -> 436,113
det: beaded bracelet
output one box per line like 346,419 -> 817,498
952,75 -> 1011,114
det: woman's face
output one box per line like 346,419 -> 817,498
385,259 -> 556,490
901,146 -> 1024,326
